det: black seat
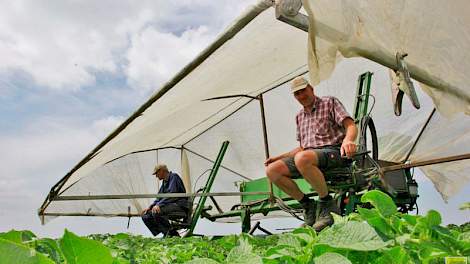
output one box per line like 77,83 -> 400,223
168,201 -> 193,231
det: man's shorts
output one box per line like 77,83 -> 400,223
282,146 -> 346,179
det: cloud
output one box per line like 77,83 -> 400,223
125,26 -> 214,91
0,0 -> 257,92
0,115 -> 124,198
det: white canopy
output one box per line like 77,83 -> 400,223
39,0 -> 470,223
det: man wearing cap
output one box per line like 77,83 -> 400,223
265,76 -> 357,232
141,164 -> 189,237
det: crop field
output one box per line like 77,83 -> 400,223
1,191 -> 469,264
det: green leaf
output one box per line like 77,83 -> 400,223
59,229 -> 114,264
313,252 -> 351,264
226,238 -> 262,264
185,258 -> 220,264
34,238 -> 64,264
264,244 -> 299,259
402,214 -> 417,226
375,246 -> 412,264
0,238 -> 54,264
0,230 -> 36,244
277,233 -> 301,248
292,227 -> 316,244
361,190 -> 397,217
459,202 -> 470,210
357,207 -> 394,238
331,213 -> 347,224
460,231 -> 470,241
317,221 -> 391,251
425,210 -> 442,227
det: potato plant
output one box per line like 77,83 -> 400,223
1,191 -> 469,263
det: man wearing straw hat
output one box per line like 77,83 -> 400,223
265,76 -> 357,232
141,164 -> 189,237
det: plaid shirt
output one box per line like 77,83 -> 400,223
296,96 -> 352,149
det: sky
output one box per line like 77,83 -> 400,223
0,0 -> 468,238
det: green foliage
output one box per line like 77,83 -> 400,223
59,229 -> 114,264
459,202 -> 470,210
314,252 -> 352,264
0,238 -> 54,264
1,190 -> 469,263
0,230 -> 36,244
316,221 -> 390,251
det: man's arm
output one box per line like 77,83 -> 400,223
264,146 -> 302,166
341,117 -> 358,158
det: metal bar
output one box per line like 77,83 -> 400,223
183,146 -> 250,181
105,147 -> 179,165
185,67 -> 309,148
381,153 -> 470,173
42,212 -> 142,217
402,108 -> 436,162
203,94 -> 257,101
52,191 -> 271,201
187,141 -> 230,235
241,208 -> 251,233
209,196 -> 224,214
183,99 -> 254,146
257,224 -> 273,235
258,94 -> 274,202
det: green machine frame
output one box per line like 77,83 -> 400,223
189,72 -> 418,234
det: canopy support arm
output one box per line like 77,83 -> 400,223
402,108 -> 436,162
381,153 -> 470,173
203,93 -> 274,201
51,191 -> 272,201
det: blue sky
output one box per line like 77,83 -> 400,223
0,0 -> 468,238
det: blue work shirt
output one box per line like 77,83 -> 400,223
150,172 -> 188,209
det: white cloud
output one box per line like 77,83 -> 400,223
0,0 -> 258,91
0,115 -> 124,198
125,26 -> 214,91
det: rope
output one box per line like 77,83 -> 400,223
274,196 -> 304,221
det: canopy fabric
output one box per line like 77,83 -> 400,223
303,0 -> 470,117
303,0 -> 470,200
40,0 -> 470,223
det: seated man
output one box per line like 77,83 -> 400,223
265,76 -> 357,232
141,164 -> 189,237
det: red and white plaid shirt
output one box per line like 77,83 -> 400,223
296,96 -> 352,149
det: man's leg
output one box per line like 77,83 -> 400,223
158,203 -> 188,237
266,160 -> 303,200
294,150 -> 328,197
142,203 -> 187,236
266,159 -> 316,225
294,149 -> 341,232
142,212 -> 162,236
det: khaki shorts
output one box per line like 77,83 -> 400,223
282,146 -> 346,179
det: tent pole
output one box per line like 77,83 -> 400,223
258,94 -> 274,203
381,153 -> 470,173
402,108 -> 436,162
51,191 -> 272,201
183,147 -> 250,180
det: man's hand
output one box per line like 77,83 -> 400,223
151,205 -> 161,214
341,139 -> 356,158
141,208 -> 149,215
264,157 -> 277,166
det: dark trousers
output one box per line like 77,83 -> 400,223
141,203 -> 187,236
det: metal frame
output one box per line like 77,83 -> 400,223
186,141 -> 230,235
39,2 -> 470,232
